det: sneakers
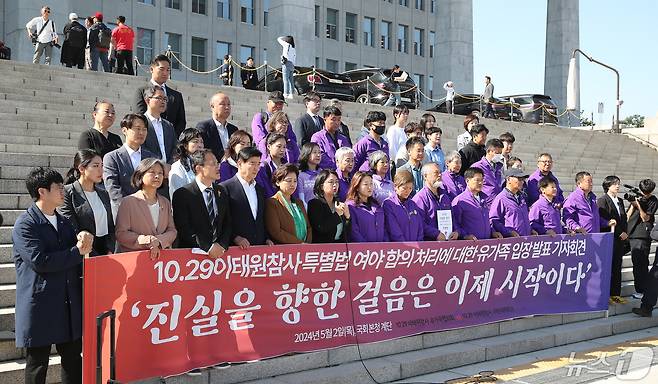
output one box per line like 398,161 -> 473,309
632,307 -> 653,317
632,292 -> 644,300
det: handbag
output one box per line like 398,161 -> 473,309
31,19 -> 51,45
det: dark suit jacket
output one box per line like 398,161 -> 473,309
143,117 -> 177,164
458,142 -> 486,175
135,83 -> 187,137
307,197 -> 351,243
597,194 -> 628,237
265,194 -> 313,244
102,145 -> 158,215
77,128 -> 123,158
196,119 -> 238,162
13,204 -> 82,347
58,180 -> 115,255
172,181 -> 232,251
293,113 -> 323,146
219,175 -> 268,246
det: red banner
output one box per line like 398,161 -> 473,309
83,235 -> 612,383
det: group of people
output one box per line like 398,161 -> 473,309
11,47 -> 658,384
27,6 -> 135,74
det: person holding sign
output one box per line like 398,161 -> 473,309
452,167 -> 502,240
382,170 -> 424,242
413,163 -> 458,241
529,177 -> 570,236
489,168 -> 536,237
346,172 -> 387,242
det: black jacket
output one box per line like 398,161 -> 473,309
307,198 -> 351,243
241,66 -> 259,90
196,119 -> 238,162
597,194 -> 628,237
135,83 -> 187,137
172,181 -> 232,251
293,113 -> 323,146
77,129 -> 123,158
458,141 -> 486,175
219,175 -> 268,246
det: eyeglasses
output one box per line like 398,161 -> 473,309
150,96 -> 168,102
538,160 -> 553,164
44,10 -> 51,13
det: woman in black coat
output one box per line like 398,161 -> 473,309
307,169 -> 351,243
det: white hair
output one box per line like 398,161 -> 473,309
335,147 -> 355,163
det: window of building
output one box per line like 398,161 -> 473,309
326,59 -> 338,73
431,0 -> 436,13
314,6 -> 320,37
240,45 -> 254,65
217,0 -> 231,20
363,17 -> 374,47
315,57 -> 320,69
399,0 -> 409,7
326,8 -> 338,40
192,0 -> 206,14
263,0 -> 270,26
413,28 -> 424,56
163,33 -> 181,69
262,48 -> 267,63
240,0 -> 254,24
191,37 -> 207,71
139,0 -> 155,5
216,41 -> 232,67
429,31 -> 435,58
397,24 -> 408,53
428,75 -> 434,99
345,62 -> 357,71
136,28 -> 154,66
380,20 -> 391,50
345,13 -> 357,44
165,0 -> 180,9
415,0 -> 424,10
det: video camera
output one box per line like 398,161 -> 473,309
623,184 -> 642,202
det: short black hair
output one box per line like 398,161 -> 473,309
393,104 -> 409,120
303,91 -> 322,103
426,126 -> 442,136
120,113 -> 148,130
313,169 -> 339,200
299,142 -> 321,172
190,149 -> 216,175
131,158 -> 165,190
639,179 -> 656,194
602,175 -> 620,193
323,105 -> 342,118
575,171 -> 592,184
499,132 -> 515,144
405,136 -> 425,151
365,111 -> 387,126
246,56 -> 254,61
117,15 -> 126,23
485,138 -> 504,152
150,54 -> 171,66
538,176 -> 556,190
176,128 -> 203,161
469,124 -> 489,137
464,167 -> 484,180
26,167 -> 64,201
237,146 -> 262,163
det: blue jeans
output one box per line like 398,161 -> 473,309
90,47 -> 110,72
384,84 -> 401,106
282,61 -> 294,96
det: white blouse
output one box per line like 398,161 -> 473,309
85,190 -> 108,237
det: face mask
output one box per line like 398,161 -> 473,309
373,125 -> 385,135
433,181 -> 444,190
492,154 -> 504,163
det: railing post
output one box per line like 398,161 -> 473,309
312,66 -> 316,92
264,60 -> 268,93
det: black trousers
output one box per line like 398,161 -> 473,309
609,240 -> 625,297
630,238 -> 652,294
641,264 -> 658,311
25,338 -> 82,384
115,50 -> 134,75
65,47 -> 85,69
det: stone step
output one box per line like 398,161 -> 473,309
0,195 -> 32,210
0,246 -> 11,264
0,165 -> 69,181
0,211 -> 23,227
0,265 -> 14,285
0,285 -> 15,309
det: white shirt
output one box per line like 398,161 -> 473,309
145,112 -> 167,161
169,159 -> 196,199
124,143 -> 142,171
386,124 -> 407,160
148,201 -> 160,228
196,178 -> 217,216
609,193 -> 621,215
237,174 -> 258,220
213,119 -> 230,149
85,190 -> 109,237
277,37 -> 296,64
43,212 -> 58,231
457,131 -> 472,151
26,16 -> 57,44
443,82 -> 455,101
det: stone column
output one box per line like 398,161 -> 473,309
268,0 -> 316,67
544,0 -> 580,125
433,0 -> 474,98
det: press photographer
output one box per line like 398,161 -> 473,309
25,5 -> 59,65
625,179 -> 658,299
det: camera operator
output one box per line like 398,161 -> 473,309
626,179 -> 658,299
26,6 -> 59,65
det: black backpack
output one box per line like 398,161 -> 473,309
97,25 -> 111,49
66,22 -> 87,48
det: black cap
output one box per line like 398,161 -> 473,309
268,91 -> 285,103
504,168 -> 530,179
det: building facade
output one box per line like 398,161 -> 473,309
1,0 -> 474,107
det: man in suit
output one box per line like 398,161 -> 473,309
597,175 -> 629,304
13,167 -> 93,384
134,54 -> 187,136
196,93 -> 238,162
173,149 -> 231,257
293,91 -> 323,146
103,114 -> 158,217
219,147 -> 273,248
142,85 -> 176,164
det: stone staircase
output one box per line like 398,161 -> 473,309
0,61 -> 657,383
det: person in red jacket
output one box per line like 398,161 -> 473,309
111,16 -> 135,75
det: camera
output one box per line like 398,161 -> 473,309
623,184 -> 641,202
50,42 -> 61,49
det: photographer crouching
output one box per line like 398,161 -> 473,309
625,179 -> 658,300
25,5 -> 60,65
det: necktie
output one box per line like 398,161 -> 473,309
205,188 -> 215,223
313,115 -> 322,129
